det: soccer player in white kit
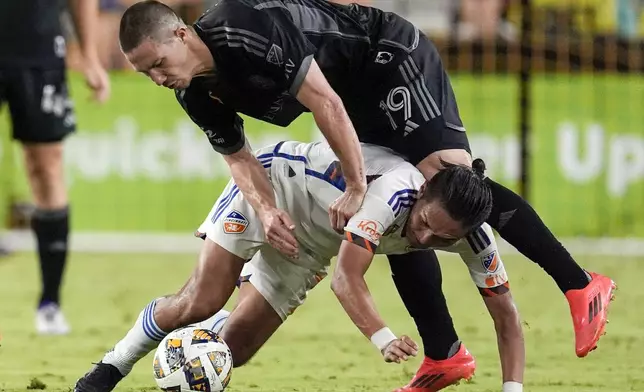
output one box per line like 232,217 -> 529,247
204,141 -> 511,319
75,141 -> 524,392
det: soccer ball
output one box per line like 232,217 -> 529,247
152,326 -> 233,391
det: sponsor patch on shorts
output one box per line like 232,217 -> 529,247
223,210 -> 248,234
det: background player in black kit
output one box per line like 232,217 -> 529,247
75,1 -> 615,391
0,0 -> 110,335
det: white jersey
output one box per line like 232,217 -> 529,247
197,141 -> 508,320
268,140 -> 424,260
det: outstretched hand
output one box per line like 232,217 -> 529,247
382,335 -> 419,364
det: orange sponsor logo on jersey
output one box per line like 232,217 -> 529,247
357,220 -> 380,241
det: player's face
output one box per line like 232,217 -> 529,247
125,35 -> 192,90
405,198 -> 468,249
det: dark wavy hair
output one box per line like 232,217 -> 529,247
422,159 -> 492,232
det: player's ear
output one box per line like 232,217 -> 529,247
175,26 -> 188,42
418,182 -> 428,198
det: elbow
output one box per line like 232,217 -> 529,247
326,94 -> 344,113
330,272 -> 348,299
494,306 -> 524,342
316,93 -> 345,120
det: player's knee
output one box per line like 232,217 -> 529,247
23,143 -> 63,171
22,143 -> 67,207
25,156 -> 57,183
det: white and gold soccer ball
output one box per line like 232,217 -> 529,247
152,326 -> 233,392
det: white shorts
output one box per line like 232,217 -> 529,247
197,176 -> 266,261
197,152 -> 330,321
239,249 -> 328,321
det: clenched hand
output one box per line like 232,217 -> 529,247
83,60 -> 110,103
329,186 -> 366,233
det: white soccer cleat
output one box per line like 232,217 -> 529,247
36,303 -> 71,335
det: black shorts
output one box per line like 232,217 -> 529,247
0,67 -> 75,143
348,31 -> 470,166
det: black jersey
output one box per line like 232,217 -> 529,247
177,0 -> 421,155
0,0 -> 67,68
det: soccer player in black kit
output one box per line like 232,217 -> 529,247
0,1 -> 109,335
75,1 -> 615,391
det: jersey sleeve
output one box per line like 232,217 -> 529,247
175,87 -> 246,155
344,193 -> 395,252
196,1 -> 316,96
438,223 -> 509,292
344,171 -> 419,252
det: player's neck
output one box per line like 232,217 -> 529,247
189,31 -> 216,77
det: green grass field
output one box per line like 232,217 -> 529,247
0,252 -> 643,392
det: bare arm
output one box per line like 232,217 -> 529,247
481,287 -> 525,385
223,142 -> 277,218
67,0 -> 100,63
297,59 -> 366,193
67,0 -> 110,102
445,223 -> 523,387
331,240 -> 383,338
331,238 -> 418,362
223,143 -> 298,256
296,60 -> 367,231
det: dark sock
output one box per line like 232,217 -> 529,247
388,250 -> 459,360
32,206 -> 70,306
483,178 -> 590,293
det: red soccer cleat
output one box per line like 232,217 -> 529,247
565,272 -> 617,357
393,344 -> 476,392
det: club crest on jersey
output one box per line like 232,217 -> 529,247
223,210 -> 248,234
375,51 -> 394,64
266,43 -> 284,66
481,250 -> 499,273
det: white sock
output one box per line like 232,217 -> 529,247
502,381 -> 523,392
195,309 -> 230,333
103,299 -> 167,376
